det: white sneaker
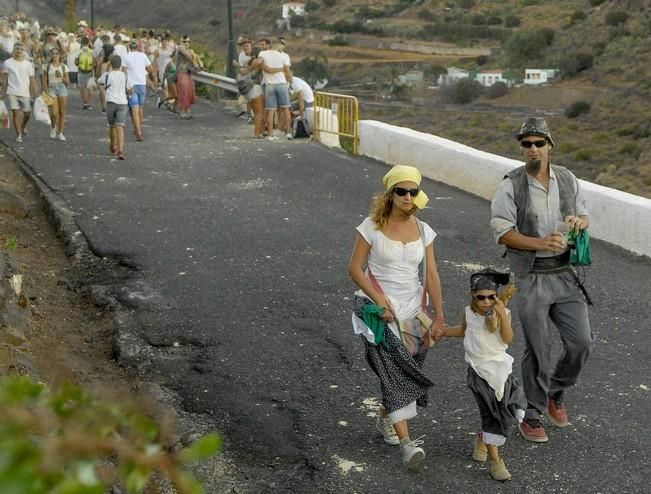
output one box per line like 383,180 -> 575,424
50,128 -> 57,139
16,135 -> 23,143
286,133 -> 293,140
400,436 -> 425,470
375,415 -> 399,445
57,133 -> 66,141
267,135 -> 278,141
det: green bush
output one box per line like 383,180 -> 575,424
487,15 -> 503,26
559,52 -> 594,77
589,0 -> 606,5
293,55 -> 330,86
441,78 -> 483,104
323,0 -> 336,7
470,14 -> 487,25
574,149 -> 592,161
327,35 -> 348,46
564,100 -> 591,118
619,142 -> 642,159
485,81 -> 508,99
305,0 -> 320,12
570,10 -> 587,24
504,15 -> 521,27
504,28 -> 555,65
605,10 -> 629,26
0,376 -> 222,493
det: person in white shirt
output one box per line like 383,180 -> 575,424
0,22 -> 16,70
288,74 -> 314,130
66,33 -> 80,88
97,55 -> 128,160
0,43 -> 36,143
112,34 -> 128,64
123,39 -> 154,141
258,40 -> 292,140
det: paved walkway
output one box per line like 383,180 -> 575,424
1,91 -> 649,493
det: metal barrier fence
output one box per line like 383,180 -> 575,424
192,71 -> 238,94
314,92 -> 360,154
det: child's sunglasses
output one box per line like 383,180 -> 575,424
520,140 -> 547,148
393,187 -> 420,197
473,294 -> 497,301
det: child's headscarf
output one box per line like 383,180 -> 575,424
382,165 -> 429,209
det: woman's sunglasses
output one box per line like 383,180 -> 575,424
520,140 -> 547,148
473,294 -> 497,301
393,187 -> 420,197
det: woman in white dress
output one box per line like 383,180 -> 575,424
348,165 -> 445,470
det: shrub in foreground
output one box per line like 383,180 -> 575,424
0,375 -> 222,493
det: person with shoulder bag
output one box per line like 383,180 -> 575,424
349,165 -> 445,471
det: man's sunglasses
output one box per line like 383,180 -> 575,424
473,294 -> 497,301
520,140 -> 547,148
393,187 -> 420,197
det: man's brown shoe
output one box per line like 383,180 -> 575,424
548,397 -> 569,428
519,418 -> 548,443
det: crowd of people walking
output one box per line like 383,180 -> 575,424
0,12 -> 316,155
0,12 -> 208,158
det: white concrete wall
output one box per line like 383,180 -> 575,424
358,120 -> 651,258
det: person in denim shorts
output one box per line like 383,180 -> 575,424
44,48 -> 69,141
98,55 -> 128,160
258,40 -> 291,140
0,43 -> 36,143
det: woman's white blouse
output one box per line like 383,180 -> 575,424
355,216 -> 435,320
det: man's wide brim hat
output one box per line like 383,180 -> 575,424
515,117 -> 555,147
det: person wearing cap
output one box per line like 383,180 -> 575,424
123,39 -> 154,141
444,268 -> 526,482
349,165 -> 445,471
490,117 -> 594,444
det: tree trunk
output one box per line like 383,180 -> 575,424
64,0 -> 77,25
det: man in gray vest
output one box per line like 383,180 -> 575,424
490,117 -> 594,443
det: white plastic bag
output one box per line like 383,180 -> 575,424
87,76 -> 97,90
33,96 -> 51,125
0,100 -> 9,128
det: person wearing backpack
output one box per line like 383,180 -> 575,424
75,36 -> 94,110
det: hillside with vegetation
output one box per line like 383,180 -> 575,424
14,0 -> 651,197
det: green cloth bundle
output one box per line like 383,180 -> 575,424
362,304 -> 388,348
570,229 -> 592,266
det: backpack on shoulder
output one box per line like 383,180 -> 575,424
292,116 -> 311,138
77,47 -> 94,73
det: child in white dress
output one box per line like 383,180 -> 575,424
444,268 -> 526,481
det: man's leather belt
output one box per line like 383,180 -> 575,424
531,251 -> 571,273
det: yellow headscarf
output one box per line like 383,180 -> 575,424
383,165 -> 429,209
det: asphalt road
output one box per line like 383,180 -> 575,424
2,91 -> 649,493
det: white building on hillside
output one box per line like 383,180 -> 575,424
437,67 -> 469,86
475,69 -> 506,87
282,2 -> 306,19
524,68 -> 559,85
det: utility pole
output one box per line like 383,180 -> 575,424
226,0 -> 236,79
15,0 -> 19,13
90,0 -> 94,30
